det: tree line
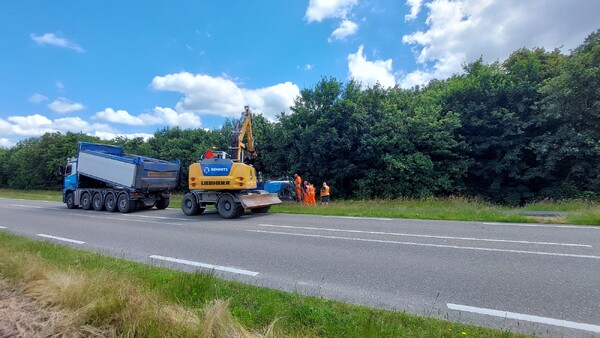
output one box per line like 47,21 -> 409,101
1,29 -> 598,205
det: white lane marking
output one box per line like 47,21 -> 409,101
37,234 -> 85,244
10,204 -> 46,209
483,222 -> 599,230
248,230 -> 600,260
324,215 -> 393,221
0,226 -> 7,229
121,214 -> 195,222
149,255 -> 259,277
257,224 -> 591,248
447,303 -> 600,333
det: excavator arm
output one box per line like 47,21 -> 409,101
228,106 -> 256,163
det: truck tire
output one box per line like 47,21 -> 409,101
81,192 -> 92,210
104,193 -> 117,212
251,206 -> 270,214
181,193 -> 200,216
217,194 -> 244,219
66,192 -> 78,209
117,194 -> 135,213
155,197 -> 170,210
92,192 -> 105,211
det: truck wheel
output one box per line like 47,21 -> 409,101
181,193 -> 200,216
155,197 -> 170,210
66,192 -> 78,209
217,194 -> 244,219
92,193 -> 105,211
117,194 -> 135,213
251,206 -> 270,214
81,192 -> 92,210
104,193 -> 117,212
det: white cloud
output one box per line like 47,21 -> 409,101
48,97 -> 84,114
94,107 -> 202,129
405,0 -> 423,21
401,0 -> 600,87
348,45 -> 396,88
0,138 -> 14,148
329,20 -> 359,42
56,81 -> 65,92
305,0 -> 358,22
28,93 -> 48,103
151,72 -> 300,120
304,64 -> 314,70
31,32 -> 84,53
93,131 -> 154,141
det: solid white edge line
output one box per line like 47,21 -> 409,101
248,230 -> 600,259
447,303 -> 600,333
149,255 -> 259,277
257,224 -> 591,247
0,226 -> 7,229
483,222 -> 599,229
323,215 -> 393,221
37,234 -> 85,244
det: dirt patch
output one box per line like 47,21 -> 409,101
0,283 -> 107,338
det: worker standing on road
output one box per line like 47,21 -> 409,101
294,173 -> 303,203
320,182 -> 330,206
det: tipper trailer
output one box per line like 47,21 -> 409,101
60,142 -> 181,213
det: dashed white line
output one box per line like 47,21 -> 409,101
483,222 -> 599,229
324,215 -> 393,221
447,303 -> 600,333
149,255 -> 259,277
37,234 -> 85,244
257,224 -> 591,247
248,230 -> 600,260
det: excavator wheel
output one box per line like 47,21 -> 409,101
182,193 -> 200,216
217,193 -> 244,219
250,206 -> 270,213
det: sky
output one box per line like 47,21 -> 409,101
1,0 -> 599,148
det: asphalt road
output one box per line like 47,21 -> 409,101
1,197 -> 599,337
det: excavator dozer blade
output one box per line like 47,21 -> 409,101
240,193 -> 282,209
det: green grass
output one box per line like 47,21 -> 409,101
0,231 -> 527,337
1,189 -> 598,225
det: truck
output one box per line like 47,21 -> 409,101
181,106 -> 282,219
59,142 -> 181,213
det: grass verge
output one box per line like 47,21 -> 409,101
1,189 -> 598,225
0,231 -> 526,337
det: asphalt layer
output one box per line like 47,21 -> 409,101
1,198 -> 599,337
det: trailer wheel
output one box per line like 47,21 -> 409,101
92,192 -> 105,211
66,192 -> 78,209
105,193 -> 117,212
217,194 -> 244,219
117,194 -> 135,213
81,192 -> 92,210
155,197 -> 170,210
181,193 -> 200,216
251,206 -> 270,214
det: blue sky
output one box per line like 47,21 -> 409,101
1,0 -> 599,148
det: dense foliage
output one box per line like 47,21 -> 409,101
1,29 -> 598,204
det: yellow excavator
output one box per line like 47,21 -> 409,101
182,106 -> 282,219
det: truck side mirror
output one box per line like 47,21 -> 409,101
58,165 -> 65,176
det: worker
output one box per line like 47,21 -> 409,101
320,182 -> 330,206
309,183 -> 316,205
303,181 -> 311,205
294,173 -> 302,202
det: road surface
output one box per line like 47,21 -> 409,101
1,197 -> 598,337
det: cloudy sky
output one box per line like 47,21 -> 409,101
1,0 -> 598,148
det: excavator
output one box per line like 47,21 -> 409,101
181,106 -> 282,219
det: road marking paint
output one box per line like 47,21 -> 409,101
37,234 -> 85,244
257,224 -> 591,247
447,303 -> 600,333
324,216 -> 393,221
248,230 -> 600,260
10,204 -> 47,209
0,226 -> 7,229
149,255 -> 259,277
121,214 -> 195,222
483,222 -> 599,230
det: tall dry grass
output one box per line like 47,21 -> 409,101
0,249 -> 279,337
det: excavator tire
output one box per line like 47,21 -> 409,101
155,197 -> 170,210
250,206 -> 270,213
217,193 -> 244,219
182,193 -> 200,216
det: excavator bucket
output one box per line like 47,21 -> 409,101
240,193 -> 282,209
